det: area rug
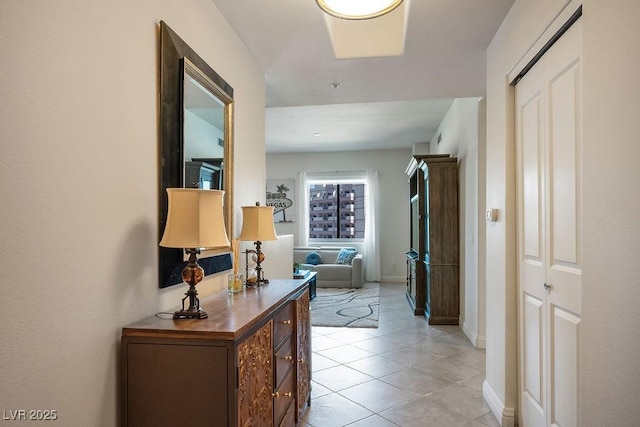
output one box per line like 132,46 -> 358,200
310,284 -> 379,328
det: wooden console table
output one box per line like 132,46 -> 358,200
121,278 -> 312,426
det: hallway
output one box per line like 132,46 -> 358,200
301,282 -> 498,427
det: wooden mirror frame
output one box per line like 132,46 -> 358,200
158,21 -> 234,288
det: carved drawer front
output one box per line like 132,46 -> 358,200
274,333 -> 295,388
296,289 -> 311,418
273,369 -> 295,427
278,400 -> 296,427
273,301 -> 294,347
237,321 -> 273,427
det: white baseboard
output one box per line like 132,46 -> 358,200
476,335 -> 486,349
462,321 -> 487,349
483,381 -> 516,427
380,275 -> 405,283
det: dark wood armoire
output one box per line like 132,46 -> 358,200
406,154 -> 459,324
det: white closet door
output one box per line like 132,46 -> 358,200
516,18 -> 582,427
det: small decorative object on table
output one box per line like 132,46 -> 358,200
228,272 -> 244,294
228,239 -> 243,294
246,266 -> 258,286
293,269 -> 310,279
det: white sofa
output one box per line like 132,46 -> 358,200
293,246 -> 363,288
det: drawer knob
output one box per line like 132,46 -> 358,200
272,391 -> 293,398
298,358 -> 304,364
283,355 -> 293,361
282,320 -> 292,325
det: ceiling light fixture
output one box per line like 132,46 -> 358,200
316,0 -> 404,20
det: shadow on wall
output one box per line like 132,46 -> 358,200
111,218 -> 158,318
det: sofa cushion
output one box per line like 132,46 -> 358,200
314,264 -> 352,281
335,248 -> 358,265
305,252 -> 323,265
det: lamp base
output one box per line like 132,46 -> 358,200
173,249 -> 207,320
173,308 -> 208,320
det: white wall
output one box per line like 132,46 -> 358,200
184,110 -> 224,160
581,0 -> 640,423
0,1 -> 265,425
430,98 -> 486,349
266,149 -> 411,282
246,235 -> 294,281
486,0 -> 640,424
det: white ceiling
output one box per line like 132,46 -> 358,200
212,0 -> 515,153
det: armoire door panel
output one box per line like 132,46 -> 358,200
425,265 -> 459,324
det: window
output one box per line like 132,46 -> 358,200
308,183 -> 365,239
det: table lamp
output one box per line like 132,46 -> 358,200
159,188 -> 230,319
239,202 -> 278,286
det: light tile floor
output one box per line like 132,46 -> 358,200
300,282 -> 499,427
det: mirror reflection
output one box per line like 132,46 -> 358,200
183,67 -> 225,190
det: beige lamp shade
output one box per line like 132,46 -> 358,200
159,188 -> 230,249
239,204 -> 278,242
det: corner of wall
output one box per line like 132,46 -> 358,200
253,234 -> 294,280
462,320 -> 486,349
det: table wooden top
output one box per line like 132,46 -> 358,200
122,279 -> 310,341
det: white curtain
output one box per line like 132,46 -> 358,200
297,172 -> 309,247
364,169 -> 381,281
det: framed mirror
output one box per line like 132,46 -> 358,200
159,21 -> 234,288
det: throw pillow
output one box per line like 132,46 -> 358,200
335,248 -> 357,265
306,252 -> 323,265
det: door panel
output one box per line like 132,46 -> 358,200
517,18 -> 582,427
549,305 -> 580,427
549,61 -> 581,266
523,293 -> 544,407
522,91 -> 543,261
545,18 -> 582,427
517,52 -> 547,427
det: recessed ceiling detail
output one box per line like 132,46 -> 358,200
322,0 -> 409,59
211,0 -> 516,153
316,0 -> 404,20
